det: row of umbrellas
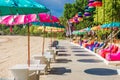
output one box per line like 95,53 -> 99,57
0,13 -> 59,25
0,0 -> 64,67
72,22 -> 120,35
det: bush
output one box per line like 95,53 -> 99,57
0,25 -> 66,39
96,29 -> 111,41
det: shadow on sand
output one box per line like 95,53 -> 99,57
49,67 -> 71,75
57,46 -> 66,49
84,68 -> 117,76
71,47 -> 84,50
57,50 -> 67,52
58,53 -> 71,56
75,53 -> 94,56
72,50 -> 88,52
56,58 -> 72,63
77,59 -> 103,63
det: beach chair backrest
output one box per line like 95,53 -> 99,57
111,46 -> 119,53
94,41 -> 98,46
30,59 -> 40,65
99,42 -> 104,47
10,67 -> 28,80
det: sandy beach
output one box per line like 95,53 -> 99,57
1,36 -> 120,80
0,35 -> 51,78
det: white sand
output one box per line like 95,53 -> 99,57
0,35 -> 51,78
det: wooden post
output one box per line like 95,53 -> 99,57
27,24 -> 30,67
42,27 -> 46,55
51,28 -> 52,45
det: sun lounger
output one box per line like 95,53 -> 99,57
10,65 -> 29,80
45,48 -> 56,61
99,45 -> 118,58
50,40 -> 59,48
32,54 -> 51,72
30,59 -> 40,65
106,49 -> 120,61
9,64 -> 46,80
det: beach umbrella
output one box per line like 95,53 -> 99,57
78,12 -> 83,17
101,22 -> 120,50
72,30 -> 86,35
77,12 -> 83,22
32,22 -> 64,55
73,17 -> 79,23
0,0 -> 49,16
0,15 -> 16,32
84,12 -> 91,17
84,9 -> 91,17
37,13 -> 59,46
91,25 -> 101,30
0,14 -> 37,25
88,6 -> 96,12
37,13 -> 60,55
88,0 -> 95,3
93,0 -> 102,7
69,18 -> 75,23
38,13 -> 59,23
85,27 -> 91,32
0,14 -> 37,32
0,0 -> 50,67
101,22 -> 120,28
38,27 -> 65,32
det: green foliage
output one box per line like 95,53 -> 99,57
59,16 -> 67,28
12,26 -> 21,34
29,25 -> 43,36
61,0 -> 94,30
0,24 -> 65,39
61,0 -> 120,29
55,32 -> 65,40
18,27 -> 27,35
94,0 -> 120,24
96,29 -> 111,41
3,27 -> 11,35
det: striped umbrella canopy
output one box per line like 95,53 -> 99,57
84,27 -> 91,31
0,0 -> 49,16
0,13 -> 59,25
0,14 -> 37,32
32,22 -> 64,28
32,22 -> 65,55
38,13 -> 59,23
38,26 -> 65,32
101,22 -> 120,28
0,14 -> 37,25
72,30 -> 86,35
91,25 -> 101,30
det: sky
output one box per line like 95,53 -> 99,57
35,0 -> 74,18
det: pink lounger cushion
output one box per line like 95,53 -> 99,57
106,50 -> 120,61
99,45 -> 115,58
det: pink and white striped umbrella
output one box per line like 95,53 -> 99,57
38,13 -> 59,22
0,13 -> 59,25
0,16 -> 10,23
0,15 -> 15,25
0,14 -> 37,25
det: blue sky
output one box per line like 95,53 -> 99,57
35,0 -> 74,17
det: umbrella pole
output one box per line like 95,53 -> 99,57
42,27 -> 46,55
53,31 -> 55,41
51,28 -> 52,45
27,24 -> 30,67
10,25 -> 13,33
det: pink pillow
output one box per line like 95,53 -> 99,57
111,46 -> 118,53
106,50 -> 120,61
